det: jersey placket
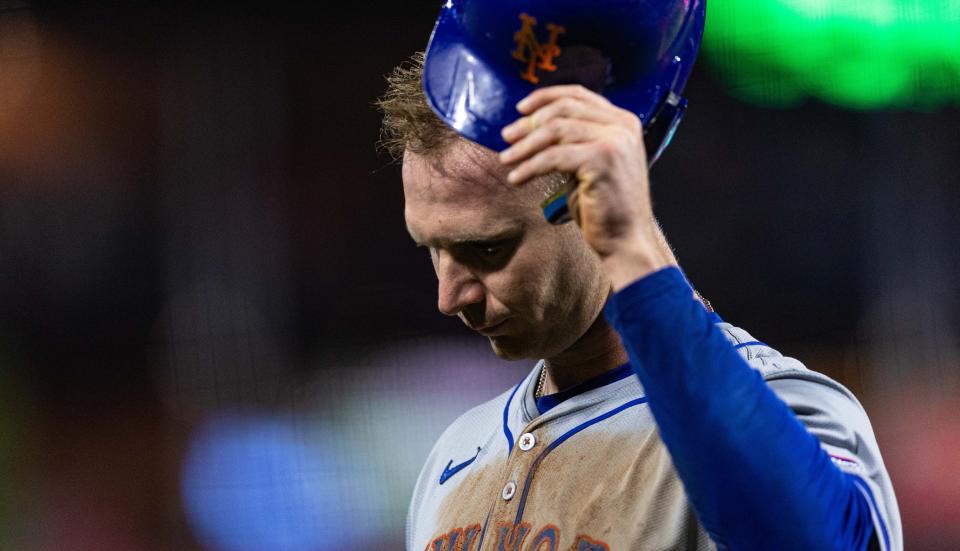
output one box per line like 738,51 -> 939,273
480,415 -> 551,550
481,389 -> 637,551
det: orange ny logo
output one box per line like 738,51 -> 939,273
511,13 -> 566,84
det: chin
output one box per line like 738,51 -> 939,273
488,336 -> 538,361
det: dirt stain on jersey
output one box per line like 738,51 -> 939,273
520,419 -> 714,550
427,411 -> 714,550
432,458 -> 507,543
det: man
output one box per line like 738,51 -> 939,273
378,48 -> 900,551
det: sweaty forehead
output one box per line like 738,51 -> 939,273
402,140 -> 515,203
402,141 -> 542,245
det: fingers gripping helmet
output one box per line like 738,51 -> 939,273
422,0 -> 706,222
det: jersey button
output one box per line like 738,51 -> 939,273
518,432 -> 536,451
501,481 -> 517,501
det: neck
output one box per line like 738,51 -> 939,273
541,312 -> 628,396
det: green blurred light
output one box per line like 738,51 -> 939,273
703,0 -> 960,109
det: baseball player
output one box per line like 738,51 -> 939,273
377,1 -> 902,549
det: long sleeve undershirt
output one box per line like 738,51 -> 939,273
604,266 -> 876,551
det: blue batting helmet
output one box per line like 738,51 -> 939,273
422,0 -> 706,222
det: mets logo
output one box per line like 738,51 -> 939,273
511,13 -> 566,84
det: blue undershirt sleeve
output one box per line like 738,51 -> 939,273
604,266 -> 876,551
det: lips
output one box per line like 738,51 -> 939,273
474,319 -> 509,336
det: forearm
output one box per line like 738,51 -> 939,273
598,219 -> 673,292
604,267 -> 875,550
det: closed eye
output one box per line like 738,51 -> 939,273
469,240 -> 508,257
454,237 -> 520,271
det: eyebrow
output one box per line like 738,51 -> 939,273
406,225 -> 522,248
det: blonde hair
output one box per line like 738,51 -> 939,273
375,52 -> 572,198
375,52 -> 458,161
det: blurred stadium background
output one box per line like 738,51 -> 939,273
0,1 -> 958,549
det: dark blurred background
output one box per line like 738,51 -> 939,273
1,1 -> 958,549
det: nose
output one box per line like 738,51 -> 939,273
435,252 -> 484,317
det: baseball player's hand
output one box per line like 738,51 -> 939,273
499,85 -> 673,289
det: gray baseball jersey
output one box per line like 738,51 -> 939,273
406,322 -> 902,551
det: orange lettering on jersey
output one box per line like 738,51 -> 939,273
427,524 -> 481,551
461,524 -> 481,551
495,521 -> 532,551
430,523 -> 609,550
529,523 -> 560,551
511,13 -> 566,84
427,528 -> 460,551
570,534 -> 610,551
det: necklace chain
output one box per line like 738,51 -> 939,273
535,365 -> 547,399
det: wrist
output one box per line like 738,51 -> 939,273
602,238 -> 673,291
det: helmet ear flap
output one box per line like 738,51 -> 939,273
644,92 -> 687,167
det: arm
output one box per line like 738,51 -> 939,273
500,84 -> 894,550
604,266 -> 878,550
